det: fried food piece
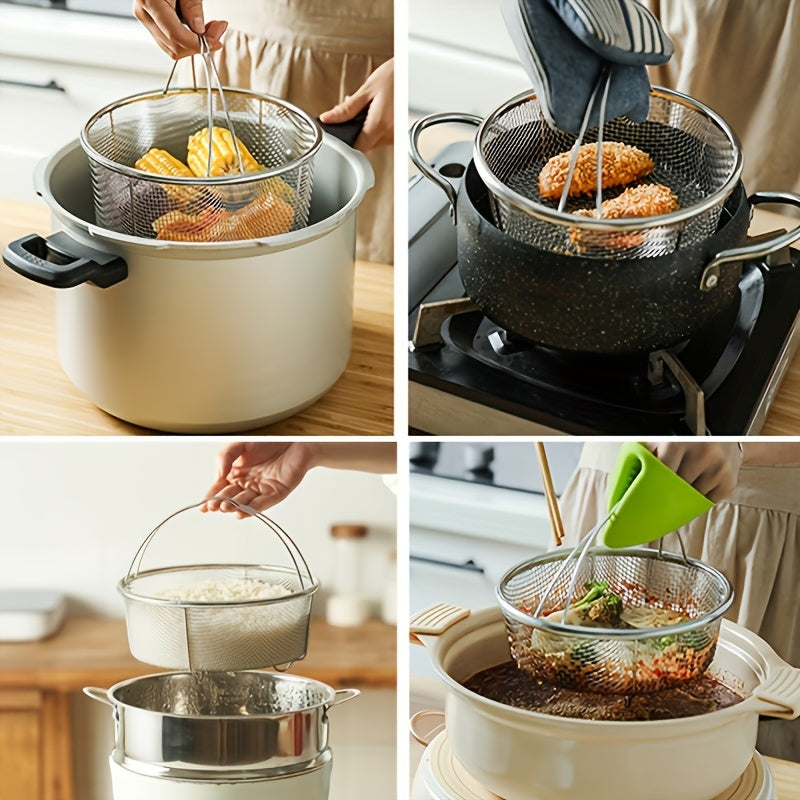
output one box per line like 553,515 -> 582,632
572,183 -> 679,220
187,127 -> 262,177
152,190 -> 295,241
539,142 -> 655,201
568,183 -> 679,252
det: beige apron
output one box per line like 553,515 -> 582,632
560,442 -> 800,760
644,1 -> 800,215
199,0 -> 394,263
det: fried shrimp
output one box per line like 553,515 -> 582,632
538,142 -> 655,201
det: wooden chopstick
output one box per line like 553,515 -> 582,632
536,442 -> 565,547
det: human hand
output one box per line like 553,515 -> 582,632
133,0 -> 227,60
646,442 -> 743,503
203,442 -> 322,518
319,58 -> 394,152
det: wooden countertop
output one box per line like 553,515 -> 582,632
0,198 -> 393,436
768,756 -> 800,799
0,616 -> 396,691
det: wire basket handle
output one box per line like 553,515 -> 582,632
161,34 -> 245,177
125,497 -> 314,589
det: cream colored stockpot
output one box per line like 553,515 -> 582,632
412,606 -> 800,800
3,136 -> 372,433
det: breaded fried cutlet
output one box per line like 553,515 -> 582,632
538,142 -> 655,201
572,183 -> 679,220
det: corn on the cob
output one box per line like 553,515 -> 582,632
539,142 -> 655,201
135,148 -> 201,206
135,148 -> 194,179
187,127 -> 262,177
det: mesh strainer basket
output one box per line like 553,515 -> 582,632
497,547 -> 733,694
475,87 -> 742,258
80,87 -> 322,241
118,498 -> 318,672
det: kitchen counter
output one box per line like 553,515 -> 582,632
0,198 -> 393,435
0,616 -> 395,800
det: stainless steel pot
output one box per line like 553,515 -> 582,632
2,136 -> 373,433
84,671 -> 359,780
411,605 -> 800,800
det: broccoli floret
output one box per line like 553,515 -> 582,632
570,581 -> 624,627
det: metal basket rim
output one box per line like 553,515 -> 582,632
496,546 -> 734,640
106,669 -> 337,718
473,85 -> 744,232
118,563 -> 319,607
79,86 -> 323,185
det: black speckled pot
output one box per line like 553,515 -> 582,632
457,161 -> 750,355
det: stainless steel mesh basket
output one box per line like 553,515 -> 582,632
80,88 -> 322,241
118,498 -> 318,672
474,87 -> 743,259
497,547 -> 733,694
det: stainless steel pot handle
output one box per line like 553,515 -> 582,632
329,688 -> 361,708
408,112 -> 483,224
82,686 -> 113,707
700,191 -> 800,291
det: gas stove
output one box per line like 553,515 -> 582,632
408,143 -> 800,435
411,732 -> 775,800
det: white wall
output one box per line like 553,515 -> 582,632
0,439 -> 397,617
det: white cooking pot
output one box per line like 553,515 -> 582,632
411,605 -> 800,800
2,136 -> 372,433
109,754 -> 332,800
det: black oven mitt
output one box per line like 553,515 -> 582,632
501,0 -> 673,134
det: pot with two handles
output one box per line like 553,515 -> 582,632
3,126 -> 373,433
409,88 -> 800,355
410,605 -> 800,800
84,670 -> 360,800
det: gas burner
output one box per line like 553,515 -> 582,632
412,732 -> 775,800
408,143 -> 800,435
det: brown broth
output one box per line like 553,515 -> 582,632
462,661 -> 744,721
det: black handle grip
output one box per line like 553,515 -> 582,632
318,108 -> 368,148
3,232 -> 128,289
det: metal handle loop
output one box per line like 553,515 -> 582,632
700,191 -> 800,291
125,498 -> 314,590
408,112 -> 482,224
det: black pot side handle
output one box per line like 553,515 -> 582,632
408,112 -> 483,224
3,231 -> 128,289
318,108 -> 369,148
700,191 -> 800,292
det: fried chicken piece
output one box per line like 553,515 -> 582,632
538,142 -> 655,201
152,191 -> 295,242
568,183 -> 679,252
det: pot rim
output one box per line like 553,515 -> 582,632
472,86 -> 744,232
79,87 -> 323,185
36,136 -> 374,254
101,670 -> 340,719
425,607 -> 767,732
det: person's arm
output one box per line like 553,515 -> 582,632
133,0 -> 227,59
203,442 -> 396,516
319,59 -> 394,152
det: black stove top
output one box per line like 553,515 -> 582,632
408,143 -> 800,435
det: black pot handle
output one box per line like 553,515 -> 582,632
318,108 -> 369,148
3,231 -> 128,289
409,112 -> 483,224
700,191 -> 800,291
